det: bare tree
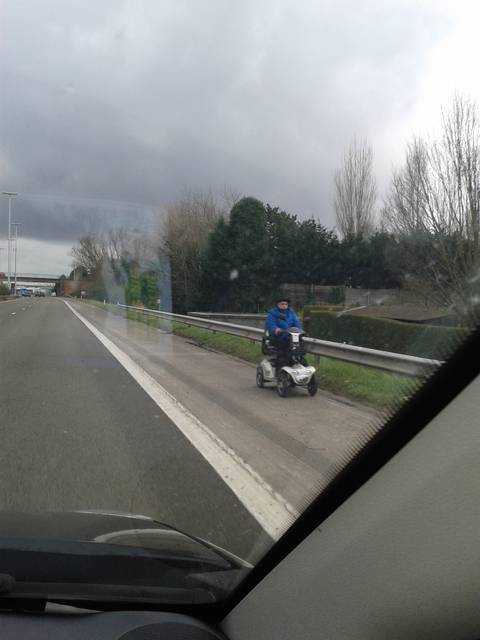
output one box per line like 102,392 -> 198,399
104,229 -> 130,262
70,234 -> 107,277
383,137 -> 431,234
220,185 -> 243,212
334,138 -> 377,237
159,189 -> 224,311
433,95 -> 480,249
383,95 -> 480,307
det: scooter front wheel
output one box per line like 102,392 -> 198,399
277,372 -> 289,398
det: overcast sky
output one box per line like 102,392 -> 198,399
1,0 -> 479,275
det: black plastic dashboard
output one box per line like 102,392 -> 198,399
0,608 -> 226,639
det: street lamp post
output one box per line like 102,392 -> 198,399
2,191 -> 18,291
12,222 -> 21,295
0,247 -> 4,282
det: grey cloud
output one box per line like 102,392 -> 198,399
1,0 -> 450,254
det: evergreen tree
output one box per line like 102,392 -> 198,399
126,264 -> 142,305
227,197 -> 270,311
265,204 -> 299,292
338,233 -> 401,289
196,217 -> 232,310
144,273 -> 159,309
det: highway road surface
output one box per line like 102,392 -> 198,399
0,297 -> 380,562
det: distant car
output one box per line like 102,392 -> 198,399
34,290 -> 46,297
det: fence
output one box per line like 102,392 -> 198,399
116,304 -> 443,377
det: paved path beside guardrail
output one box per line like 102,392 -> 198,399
116,304 -> 443,377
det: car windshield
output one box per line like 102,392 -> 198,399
0,0 -> 479,609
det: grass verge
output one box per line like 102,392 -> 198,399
82,300 -> 419,409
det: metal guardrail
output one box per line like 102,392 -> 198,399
115,303 -> 443,377
189,312 -> 265,320
117,304 -> 264,341
302,337 -> 441,377
188,312 -> 265,328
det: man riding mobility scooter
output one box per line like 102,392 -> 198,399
256,298 -> 318,398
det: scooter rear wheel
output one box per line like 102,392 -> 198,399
277,372 -> 289,398
307,375 -> 318,397
256,367 -> 265,388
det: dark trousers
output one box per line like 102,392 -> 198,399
269,339 -> 290,376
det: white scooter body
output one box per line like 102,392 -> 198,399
256,328 -> 318,397
258,359 -> 315,385
281,362 -> 316,385
258,358 -> 276,382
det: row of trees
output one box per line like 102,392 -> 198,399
69,95 -> 480,315
196,199 -> 400,311
68,230 -> 159,307
334,95 -> 480,309
68,195 -> 400,312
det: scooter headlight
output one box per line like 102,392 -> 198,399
294,373 -> 309,383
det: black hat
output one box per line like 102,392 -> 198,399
275,297 -> 290,304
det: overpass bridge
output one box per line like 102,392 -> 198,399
3,274 -> 94,297
13,274 -> 60,285
0,273 -> 61,292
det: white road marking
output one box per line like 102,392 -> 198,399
64,300 -> 297,539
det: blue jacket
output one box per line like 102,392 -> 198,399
265,306 -> 302,342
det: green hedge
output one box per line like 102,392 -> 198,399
308,311 -> 469,360
303,304 -> 345,332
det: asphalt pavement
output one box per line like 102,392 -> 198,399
0,297 -> 271,560
67,301 -> 380,516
